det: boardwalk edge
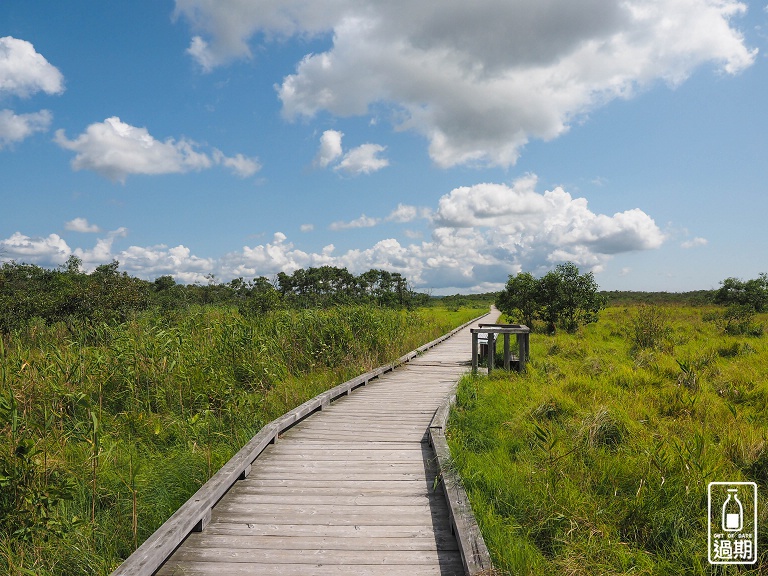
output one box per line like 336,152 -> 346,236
110,308 -> 491,576
429,390 -> 495,575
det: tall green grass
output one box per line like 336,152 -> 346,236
0,304 -> 484,575
449,305 -> 768,575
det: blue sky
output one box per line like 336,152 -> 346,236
1,1 -> 766,293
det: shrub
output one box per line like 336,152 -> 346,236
705,304 -> 764,336
627,305 -> 671,351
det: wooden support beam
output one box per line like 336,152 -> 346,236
486,333 -> 495,374
503,333 -> 510,370
517,332 -> 529,373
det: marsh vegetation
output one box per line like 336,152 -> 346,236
449,303 -> 768,574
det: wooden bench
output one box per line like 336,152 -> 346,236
471,323 -> 530,373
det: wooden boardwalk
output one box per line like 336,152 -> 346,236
150,310 -> 500,576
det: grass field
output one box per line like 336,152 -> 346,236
448,305 -> 768,575
0,304 -> 485,575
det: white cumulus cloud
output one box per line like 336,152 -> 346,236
682,237 -> 708,248
0,37 -> 62,148
213,149 -> 261,177
329,214 -> 380,231
386,204 -> 431,223
314,130 -> 388,175
0,109 -> 52,148
54,117 -> 259,182
54,117 -> 211,182
176,0 -> 757,168
0,232 -> 71,265
1,176 -> 667,292
65,217 -> 101,233
434,176 -> 664,264
117,244 -> 216,283
315,129 -> 344,167
335,143 -> 389,175
0,36 -> 64,97
174,1 -> 345,70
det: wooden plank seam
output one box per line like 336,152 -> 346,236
110,311 -> 491,576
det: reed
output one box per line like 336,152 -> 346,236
0,304 -> 484,575
449,305 -> 768,575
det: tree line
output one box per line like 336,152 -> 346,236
497,263 -> 768,335
0,257 -> 430,334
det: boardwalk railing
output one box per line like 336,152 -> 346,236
429,392 -> 493,574
111,311 -> 490,576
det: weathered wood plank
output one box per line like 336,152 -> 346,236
252,458 -> 430,466
201,523 -> 456,540
179,533 -> 459,551
222,493 -> 448,506
209,513 -> 448,526
260,449 -> 427,459
230,486 -> 435,497
234,472 -> 435,482
266,440 -> 424,450
281,429 -> 429,437
211,503 -> 448,518
160,546 -> 461,565
277,434 -> 430,443
244,462 -> 431,472
429,393 -> 494,575
157,560 -> 464,576
290,424 -> 431,433
239,479 -> 434,491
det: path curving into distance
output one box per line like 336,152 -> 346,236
156,309 -> 501,576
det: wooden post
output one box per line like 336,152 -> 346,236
471,331 -> 478,373
487,333 -> 495,374
517,332 -> 528,373
503,333 -> 510,370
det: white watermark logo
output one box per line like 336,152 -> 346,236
708,482 -> 758,565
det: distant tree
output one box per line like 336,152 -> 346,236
83,260 -> 150,324
496,272 -> 538,327
714,274 -> 768,312
707,273 -> 768,336
551,262 -> 605,333
0,260 -> 151,333
274,267 -> 424,309
239,276 -> 284,316
154,275 -> 176,291
496,262 -> 606,333
62,254 -> 83,275
536,268 -> 565,334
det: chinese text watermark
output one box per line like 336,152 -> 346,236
708,482 -> 757,565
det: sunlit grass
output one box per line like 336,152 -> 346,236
449,305 -> 768,575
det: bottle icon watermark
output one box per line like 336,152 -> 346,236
708,482 -> 757,564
